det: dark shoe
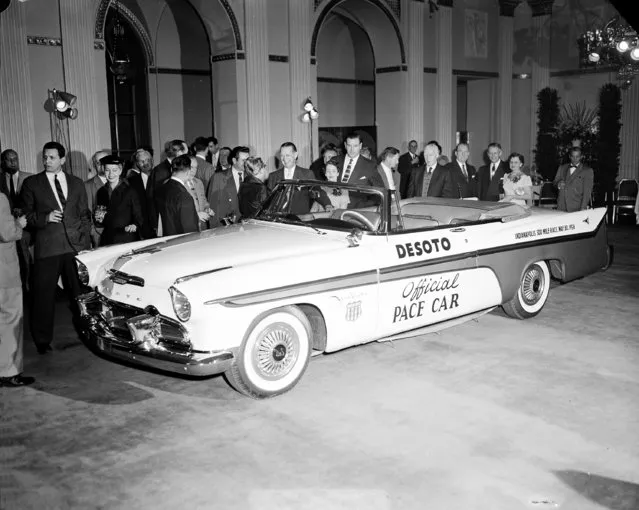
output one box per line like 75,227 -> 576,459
0,374 -> 35,387
37,345 -> 53,355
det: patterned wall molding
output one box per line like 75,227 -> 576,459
269,54 -> 289,63
317,76 -> 375,85
498,0 -> 521,17
311,0 -> 405,63
527,0 -> 553,17
94,40 -> 105,50
376,65 -> 406,73
311,56 -> 317,65
211,53 -> 236,63
453,69 -> 499,78
27,36 -> 62,46
424,66 -> 437,73
236,51 -> 245,60
148,67 -> 210,76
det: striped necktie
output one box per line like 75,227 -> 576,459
341,158 -> 353,183
54,174 -> 66,209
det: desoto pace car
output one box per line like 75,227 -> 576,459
76,180 -> 610,398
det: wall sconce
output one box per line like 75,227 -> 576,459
301,97 -> 319,161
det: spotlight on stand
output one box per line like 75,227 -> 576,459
49,89 -> 78,120
300,97 -> 319,162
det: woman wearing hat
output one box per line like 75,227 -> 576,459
95,155 -> 144,245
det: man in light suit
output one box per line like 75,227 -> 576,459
268,142 -> 333,215
1,150 -> 33,290
192,136 -> 216,192
377,147 -> 401,192
84,150 -> 109,247
407,141 -> 443,198
398,140 -> 423,198
20,141 -> 91,355
553,147 -> 593,212
428,142 -> 477,199
207,145 -> 248,227
0,193 -> 35,387
477,142 -> 508,201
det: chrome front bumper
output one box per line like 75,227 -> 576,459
77,292 -> 234,377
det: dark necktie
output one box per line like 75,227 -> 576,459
54,174 -> 66,209
490,164 -> 496,180
341,159 -> 353,183
9,174 -> 17,205
461,164 -> 468,180
428,167 -> 434,174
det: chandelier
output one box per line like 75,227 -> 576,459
108,0 -> 131,85
579,16 -> 639,89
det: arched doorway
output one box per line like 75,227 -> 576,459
104,6 -> 151,162
312,0 -> 406,153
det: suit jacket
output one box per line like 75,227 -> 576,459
207,169 -> 240,227
267,166 -> 330,214
147,159 -> 172,233
159,179 -> 199,236
186,177 -> 210,230
96,180 -> 144,245
0,170 -> 30,209
127,170 -> 152,239
377,164 -> 401,191
337,156 -> 383,188
84,174 -> 106,245
407,164 -> 444,198
428,161 -> 477,199
0,193 -> 22,289
553,163 -> 594,212
195,156 -> 216,192
477,160 -> 507,201
20,171 -> 91,259
239,174 -> 269,218
397,152 -> 423,198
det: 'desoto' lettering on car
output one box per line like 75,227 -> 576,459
393,273 -> 460,323
396,237 -> 451,258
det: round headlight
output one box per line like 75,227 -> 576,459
169,286 -> 191,322
76,259 -> 89,286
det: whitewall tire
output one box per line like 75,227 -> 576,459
226,306 -> 312,399
502,261 -> 551,319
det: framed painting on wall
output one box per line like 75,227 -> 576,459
465,9 -> 488,59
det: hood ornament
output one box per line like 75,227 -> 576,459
346,228 -> 363,247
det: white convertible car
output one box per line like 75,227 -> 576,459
76,180 -> 610,398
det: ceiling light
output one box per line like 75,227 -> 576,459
631,48 -> 639,61
616,40 -> 630,52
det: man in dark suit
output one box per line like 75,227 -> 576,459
158,155 -> 200,236
477,142 -> 508,201
147,139 -> 187,236
20,141 -> 91,354
407,140 -> 443,198
338,132 -> 384,187
207,146 -> 248,227
553,146 -> 594,212
428,143 -> 477,199
84,150 -> 109,247
127,148 -> 152,239
268,142 -> 333,215
192,136 -> 216,191
398,140 -> 423,198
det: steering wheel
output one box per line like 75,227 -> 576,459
340,210 -> 377,231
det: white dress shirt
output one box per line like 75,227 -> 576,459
380,162 -> 395,190
232,168 -> 243,192
46,170 -> 68,210
284,165 -> 297,180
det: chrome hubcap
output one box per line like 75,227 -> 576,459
254,323 -> 298,380
521,266 -> 545,306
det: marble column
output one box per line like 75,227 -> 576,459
406,0 -> 425,146
244,0 -> 272,165
288,0 -> 313,166
528,0 -> 554,156
59,0 -> 102,178
0,1 -> 37,172
497,1 -> 517,154
619,82 -> 639,181
435,2 -> 453,156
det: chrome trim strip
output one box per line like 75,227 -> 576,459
108,269 -> 145,287
174,266 -> 232,285
206,270 -> 378,307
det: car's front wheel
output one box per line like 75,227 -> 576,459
502,261 -> 550,319
225,306 -> 312,399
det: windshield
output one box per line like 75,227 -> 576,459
256,180 -> 389,233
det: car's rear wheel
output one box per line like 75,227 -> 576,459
502,261 -> 550,319
225,306 -> 312,399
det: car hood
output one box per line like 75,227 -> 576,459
109,221 -> 345,289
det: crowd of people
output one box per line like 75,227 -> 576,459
0,132 -> 592,387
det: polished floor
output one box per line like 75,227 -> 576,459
1,224 -> 638,510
